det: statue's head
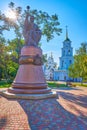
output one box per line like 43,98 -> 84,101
30,16 -> 34,22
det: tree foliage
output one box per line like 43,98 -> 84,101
0,36 -> 19,80
0,2 -> 62,41
68,42 -> 87,83
0,2 -> 62,81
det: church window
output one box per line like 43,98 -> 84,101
58,76 -> 59,80
68,50 -> 70,55
62,61 -> 64,67
69,60 -> 72,64
64,76 -> 66,81
64,50 -> 65,56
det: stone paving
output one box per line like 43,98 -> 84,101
0,87 -> 87,130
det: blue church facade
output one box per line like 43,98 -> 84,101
54,27 -> 74,81
44,27 -> 81,82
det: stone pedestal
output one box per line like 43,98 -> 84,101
8,46 -> 52,95
0,7 -> 57,99
0,46 -> 57,99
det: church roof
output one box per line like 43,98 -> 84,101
64,37 -> 71,41
64,26 -> 71,42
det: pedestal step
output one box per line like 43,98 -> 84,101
8,87 -> 51,94
0,90 -> 57,100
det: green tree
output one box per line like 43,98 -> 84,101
5,38 -> 24,80
76,42 -> 87,55
0,2 -> 62,81
0,36 -> 9,80
42,54 -> 47,63
0,36 -> 19,80
68,42 -> 87,83
0,2 -> 62,41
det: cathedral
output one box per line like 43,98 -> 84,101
43,52 -> 57,80
44,27 -> 81,81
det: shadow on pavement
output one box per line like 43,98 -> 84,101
18,96 -> 87,130
0,117 -> 7,130
57,91 -> 87,125
56,87 -> 81,90
58,91 -> 87,107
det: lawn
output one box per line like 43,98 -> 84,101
0,80 -> 11,88
71,82 -> 87,87
0,80 -> 87,88
47,81 -> 68,88
0,80 -> 68,88
47,81 -> 87,88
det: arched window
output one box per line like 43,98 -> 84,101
68,50 -> 70,55
64,76 -> 66,81
58,76 -> 59,80
62,61 -> 64,67
69,60 -> 72,64
64,50 -> 65,56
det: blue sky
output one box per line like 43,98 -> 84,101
0,0 -> 87,65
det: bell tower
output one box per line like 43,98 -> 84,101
59,26 -> 74,70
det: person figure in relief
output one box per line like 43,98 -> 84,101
23,9 -> 42,46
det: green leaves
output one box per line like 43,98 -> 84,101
0,2 -> 62,81
0,2 -> 62,42
68,42 -> 87,82
8,2 -> 15,9
76,42 -> 87,55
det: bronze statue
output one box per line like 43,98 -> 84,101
23,6 -> 42,46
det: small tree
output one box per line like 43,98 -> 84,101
68,42 -> 87,84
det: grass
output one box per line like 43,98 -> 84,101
0,80 -> 87,89
0,80 -> 11,88
71,82 -> 87,87
47,81 -> 87,88
0,80 -> 68,88
47,81 -> 68,88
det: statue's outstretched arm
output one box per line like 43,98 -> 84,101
24,6 -> 30,32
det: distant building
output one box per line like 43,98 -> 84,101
54,26 -> 74,81
44,53 -> 57,80
44,27 -> 81,82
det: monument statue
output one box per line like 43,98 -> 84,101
23,6 -> 42,46
2,6 -> 57,99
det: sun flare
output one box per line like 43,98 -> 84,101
6,10 -> 17,20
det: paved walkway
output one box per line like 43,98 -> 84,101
0,87 -> 87,130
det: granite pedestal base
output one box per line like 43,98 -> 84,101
0,90 -> 57,100
1,46 -> 57,99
